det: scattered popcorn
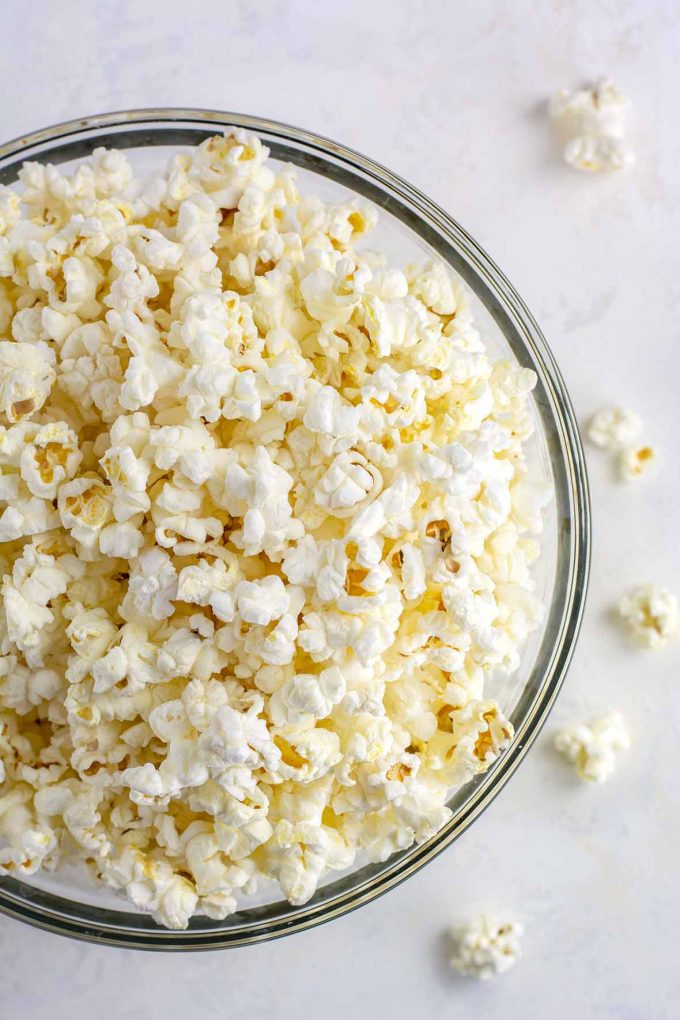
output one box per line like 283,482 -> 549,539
587,407 -> 641,451
550,79 -> 633,172
587,406 -> 658,482
618,585 -> 679,648
618,443 -> 658,481
0,131 -> 548,929
450,915 -> 523,980
554,712 -> 630,782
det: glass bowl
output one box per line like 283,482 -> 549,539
0,110 -> 590,949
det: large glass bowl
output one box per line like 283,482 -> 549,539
0,110 -> 590,949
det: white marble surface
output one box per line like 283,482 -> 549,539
1,1 -> 678,1016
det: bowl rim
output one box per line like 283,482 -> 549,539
0,108 -> 591,950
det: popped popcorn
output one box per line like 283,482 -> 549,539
617,585 -> 679,649
0,131 -> 548,929
618,443 -> 658,481
450,915 -> 523,980
587,407 -> 641,450
554,712 -> 630,782
550,78 -> 633,172
587,406 -> 657,482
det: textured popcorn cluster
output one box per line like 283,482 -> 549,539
0,131 -> 546,928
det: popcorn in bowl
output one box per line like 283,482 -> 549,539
0,131 -> 548,928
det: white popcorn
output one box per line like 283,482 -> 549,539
587,407 -> 641,450
586,406 -> 657,482
92,645 -> 127,693
19,421 -> 82,499
122,547 -> 178,621
314,451 -> 382,516
0,185 -> 21,234
176,559 -> 236,622
0,493 -> 60,542
58,474 -> 113,550
617,585 -> 679,649
99,521 -> 144,558
450,915 -> 523,980
0,340 -> 56,423
236,576 -> 289,626
0,825 -> 58,876
0,132 -> 546,929
555,712 -> 630,782
618,443 -> 658,481
58,322 -> 124,423
269,667 -> 346,726
303,386 -> 361,439
550,79 -> 633,172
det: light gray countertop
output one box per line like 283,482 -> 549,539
0,1 -> 678,1016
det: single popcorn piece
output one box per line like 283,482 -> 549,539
554,712 -> 630,782
0,341 -> 56,423
617,585 -> 679,648
587,407 -> 641,451
450,915 -> 523,980
618,443 -> 658,481
550,78 -> 633,172
0,130 -> 549,929
587,407 -> 657,482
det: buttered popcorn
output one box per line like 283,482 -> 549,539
0,132 -> 547,929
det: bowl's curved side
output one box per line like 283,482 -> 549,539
0,109 -> 590,949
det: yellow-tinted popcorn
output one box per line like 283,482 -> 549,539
0,131 -> 548,928
618,585 -> 679,649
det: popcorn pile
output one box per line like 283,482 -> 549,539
0,131 -> 546,929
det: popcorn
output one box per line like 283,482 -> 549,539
0,493 -> 60,542
314,451 -> 382,516
587,406 -> 641,450
617,585 -> 679,649
550,79 -> 633,172
303,386 -> 361,439
58,474 -> 113,550
235,576 -> 289,626
0,340 -> 56,423
618,444 -> 658,481
450,915 -> 523,979
554,712 -> 630,782
19,421 -> 82,499
587,405 -> 658,482
122,547 -> 178,621
0,132 -> 546,929
58,322 -> 125,423
269,667 -> 346,726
